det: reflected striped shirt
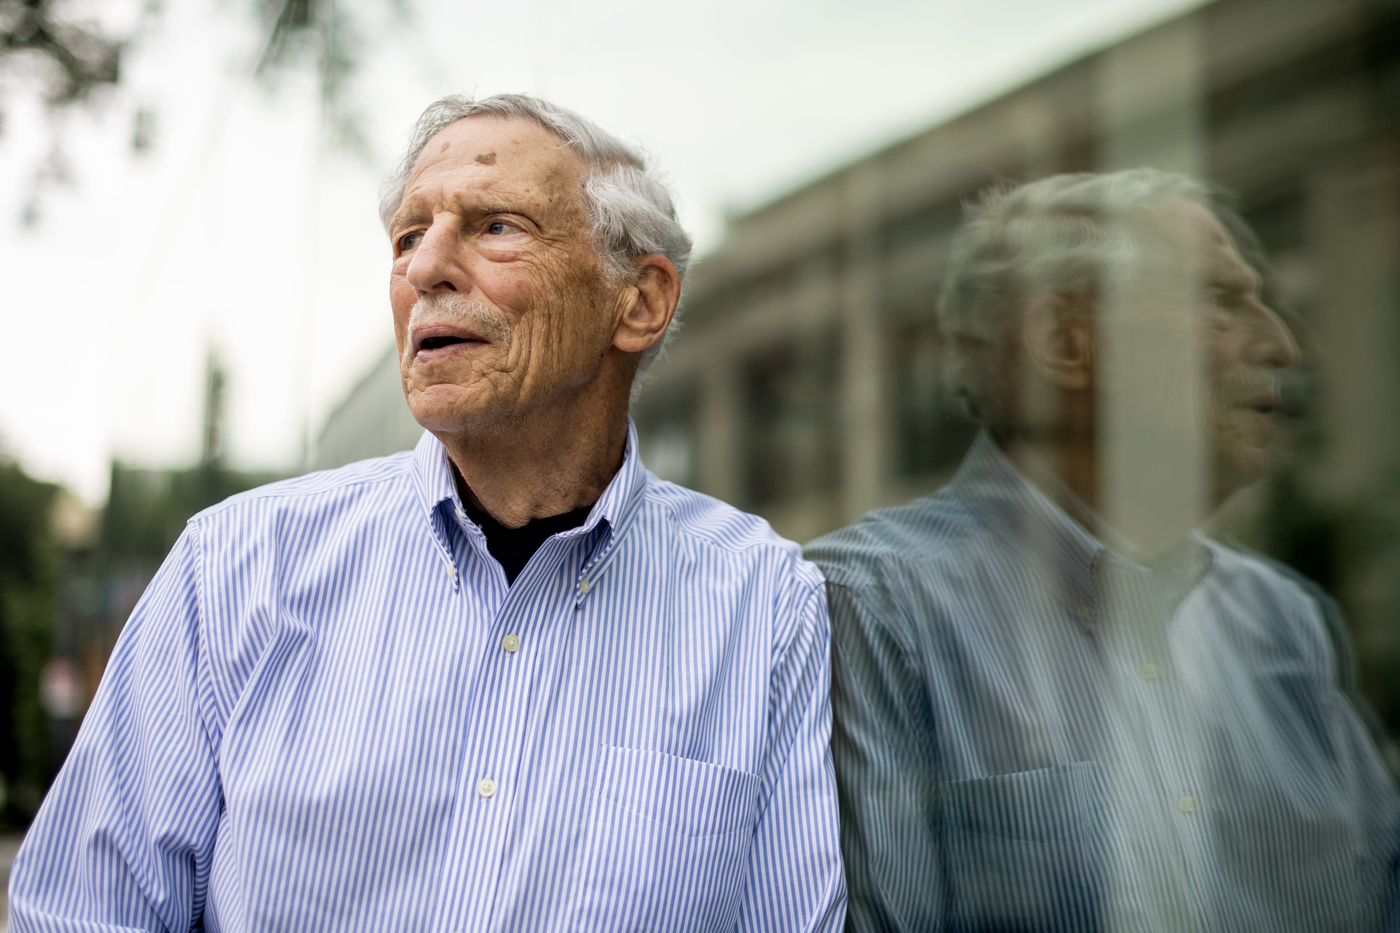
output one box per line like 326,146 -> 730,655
806,431 -> 1399,933
12,424 -> 845,933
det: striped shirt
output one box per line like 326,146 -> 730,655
12,424 -> 845,933
805,431 -> 1398,933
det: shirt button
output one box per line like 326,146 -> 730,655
477,778 -> 496,799
501,633 -> 520,653
1178,795 -> 1197,813
579,579 -> 592,595
1139,663 -> 1160,681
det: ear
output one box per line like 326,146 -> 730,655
612,254 -> 681,355
1020,292 -> 1095,391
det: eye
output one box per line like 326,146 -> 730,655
487,221 -> 522,235
397,230 -> 424,253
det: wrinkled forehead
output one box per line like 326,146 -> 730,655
1139,196 -> 1259,281
407,114 -> 588,201
1150,197 -> 1244,259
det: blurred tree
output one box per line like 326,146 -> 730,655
0,0 -> 403,223
0,0 -> 121,105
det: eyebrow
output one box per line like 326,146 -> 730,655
391,198 -> 529,232
389,204 -> 428,233
471,202 -> 525,218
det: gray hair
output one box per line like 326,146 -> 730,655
380,94 -> 693,376
936,168 -> 1214,419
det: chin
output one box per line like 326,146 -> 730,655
406,384 -> 480,431
1213,446 -> 1271,504
408,385 -> 522,438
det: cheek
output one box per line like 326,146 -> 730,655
389,274 -> 417,330
1204,323 -> 1246,375
518,259 -> 613,349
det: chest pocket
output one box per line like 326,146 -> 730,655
570,745 -> 760,933
941,761 -> 1105,931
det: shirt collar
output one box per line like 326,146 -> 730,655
947,431 -> 1210,631
410,420 -> 649,550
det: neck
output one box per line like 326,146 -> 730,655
997,427 -> 1100,527
437,384 -> 632,529
1000,427 -> 1211,557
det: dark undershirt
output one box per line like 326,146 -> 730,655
464,502 -> 594,585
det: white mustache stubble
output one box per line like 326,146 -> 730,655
404,294 -> 512,365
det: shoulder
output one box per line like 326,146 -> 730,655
633,476 -> 829,656
804,488 -> 979,591
181,452 -> 420,569
1199,537 -> 1361,688
1203,538 -> 1338,647
192,452 -> 416,527
639,474 -> 822,585
1205,538 -> 1325,611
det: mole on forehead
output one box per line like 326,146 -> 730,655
475,151 -> 496,164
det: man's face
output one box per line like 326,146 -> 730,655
1161,198 -> 1300,501
388,115 -> 623,435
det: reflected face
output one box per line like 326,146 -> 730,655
387,116 -> 621,435
1163,199 -> 1300,501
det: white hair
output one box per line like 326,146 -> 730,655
936,168 -> 1217,420
380,94 -> 693,377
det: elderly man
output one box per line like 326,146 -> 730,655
806,170 -> 1398,932
13,95 -> 845,932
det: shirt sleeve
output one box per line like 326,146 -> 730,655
10,525 -> 222,931
825,580 -> 946,933
733,572 -> 846,933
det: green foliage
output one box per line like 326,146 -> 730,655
101,462 -> 279,564
0,458 -> 57,823
0,443 -> 279,827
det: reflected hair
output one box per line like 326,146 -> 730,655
380,94 -> 693,377
937,168 -> 1213,420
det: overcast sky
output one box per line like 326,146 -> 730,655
0,0 -> 1202,503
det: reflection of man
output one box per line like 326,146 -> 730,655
806,170 -> 1398,932
13,95 -> 845,931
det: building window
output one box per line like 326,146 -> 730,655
635,386 -> 699,489
742,330 -> 841,509
888,317 -> 976,478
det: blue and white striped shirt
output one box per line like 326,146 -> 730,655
12,425 -> 845,933
806,431 -> 1399,933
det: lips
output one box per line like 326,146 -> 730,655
410,323 -> 489,361
1240,393 -> 1278,415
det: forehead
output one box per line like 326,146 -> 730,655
402,115 -> 586,211
1155,197 -> 1257,283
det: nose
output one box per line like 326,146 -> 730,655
1247,301 -> 1300,370
405,219 -> 467,294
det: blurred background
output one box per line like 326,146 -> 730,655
0,0 -> 1397,856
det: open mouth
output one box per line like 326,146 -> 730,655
420,335 -> 474,351
411,325 -> 489,357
